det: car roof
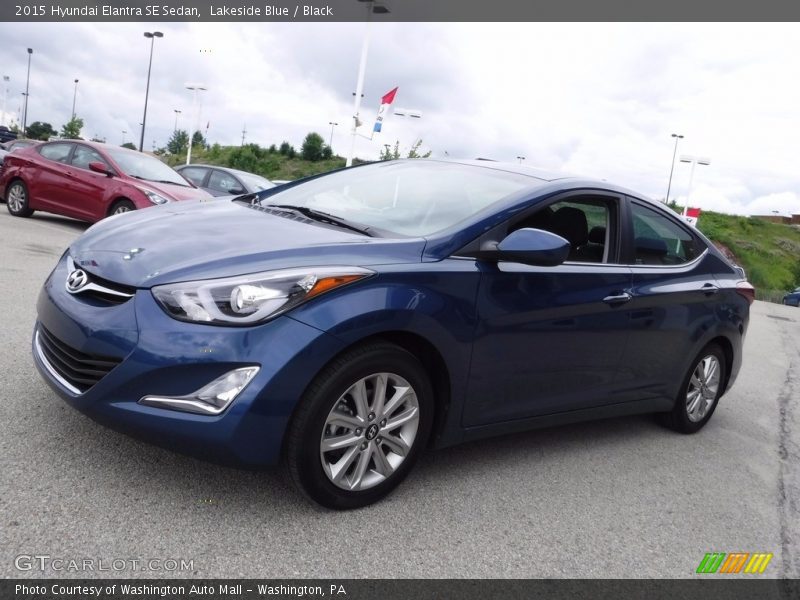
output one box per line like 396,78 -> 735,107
178,164 -> 271,180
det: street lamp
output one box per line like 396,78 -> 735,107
122,130 -> 127,144
139,31 -> 163,152
185,83 -> 207,165
173,109 -> 181,132
516,156 -> 526,164
679,154 -> 711,208
664,133 -> 684,204
1,75 -> 9,127
328,121 -> 338,149
22,48 -> 32,137
71,79 -> 79,120
346,1 -> 390,167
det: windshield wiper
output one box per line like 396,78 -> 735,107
130,174 -> 189,187
267,204 -> 374,237
150,179 -> 190,187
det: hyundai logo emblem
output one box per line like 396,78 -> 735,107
66,269 -> 89,293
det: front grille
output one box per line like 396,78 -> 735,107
36,326 -> 123,393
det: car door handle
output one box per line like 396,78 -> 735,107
603,292 -> 632,305
701,283 -> 719,295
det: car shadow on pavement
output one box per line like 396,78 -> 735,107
37,394 -> 663,516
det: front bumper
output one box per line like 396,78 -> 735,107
33,254 -> 345,466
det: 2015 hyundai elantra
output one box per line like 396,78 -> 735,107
32,159 -> 753,509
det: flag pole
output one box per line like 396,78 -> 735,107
346,2 -> 372,167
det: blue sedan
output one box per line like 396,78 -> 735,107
33,160 -> 753,509
783,288 -> 800,307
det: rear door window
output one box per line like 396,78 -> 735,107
630,202 -> 703,265
39,143 -> 74,164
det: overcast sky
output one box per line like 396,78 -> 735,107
0,21 -> 798,216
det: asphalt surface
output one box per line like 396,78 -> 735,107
0,207 -> 798,579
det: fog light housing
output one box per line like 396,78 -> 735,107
138,366 -> 259,415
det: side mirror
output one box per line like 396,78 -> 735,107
228,186 -> 246,195
477,228 -> 570,267
88,161 -> 113,176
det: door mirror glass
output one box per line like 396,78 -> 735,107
228,186 -> 246,195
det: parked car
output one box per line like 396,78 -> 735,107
0,138 -> 40,170
1,140 -> 210,222
0,125 -> 17,144
783,287 -> 800,306
32,159 -> 753,509
1,138 -> 39,153
176,164 -> 275,196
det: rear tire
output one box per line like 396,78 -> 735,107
6,180 -> 33,217
108,199 -> 135,216
285,342 -> 433,510
660,343 -> 726,434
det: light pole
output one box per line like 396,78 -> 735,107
185,83 -> 207,165
173,109 -> 181,132
679,154 -> 711,209
328,121 -> 338,149
122,130 -> 127,144
346,1 -> 390,167
139,31 -> 163,152
1,75 -> 9,127
516,156 -> 526,164
664,133 -> 684,204
22,48 -> 32,137
71,79 -> 79,120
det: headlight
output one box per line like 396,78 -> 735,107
138,187 -> 170,205
151,266 -> 374,325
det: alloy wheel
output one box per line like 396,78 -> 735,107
320,372 -> 420,491
685,354 -> 721,422
7,184 -> 25,213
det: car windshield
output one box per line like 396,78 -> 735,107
258,161 -> 533,236
105,148 -> 189,186
237,171 -> 274,191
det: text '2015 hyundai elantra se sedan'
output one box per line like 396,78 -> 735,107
33,159 -> 753,509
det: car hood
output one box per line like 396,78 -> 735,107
69,199 -> 425,287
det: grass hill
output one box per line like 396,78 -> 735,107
162,143 -> 348,181
676,207 -> 800,301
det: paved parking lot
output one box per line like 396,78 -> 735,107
0,208 -> 798,579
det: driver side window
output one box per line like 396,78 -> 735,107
511,196 -> 615,263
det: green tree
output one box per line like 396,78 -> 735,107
25,121 -> 57,140
167,129 -> 189,154
301,132 -> 325,161
267,144 -> 278,154
279,141 -> 296,158
322,145 -> 333,160
192,131 -> 207,148
60,116 -> 84,139
120,142 -> 137,150
380,141 -> 401,160
406,139 -> 432,159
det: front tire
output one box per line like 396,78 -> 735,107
285,342 -> 433,509
661,343 -> 726,434
109,199 -> 135,216
6,180 -> 33,217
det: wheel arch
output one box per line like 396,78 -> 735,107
285,329 -> 453,452
708,335 -> 734,395
107,196 -> 134,216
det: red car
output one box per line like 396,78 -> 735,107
1,140 -> 210,222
